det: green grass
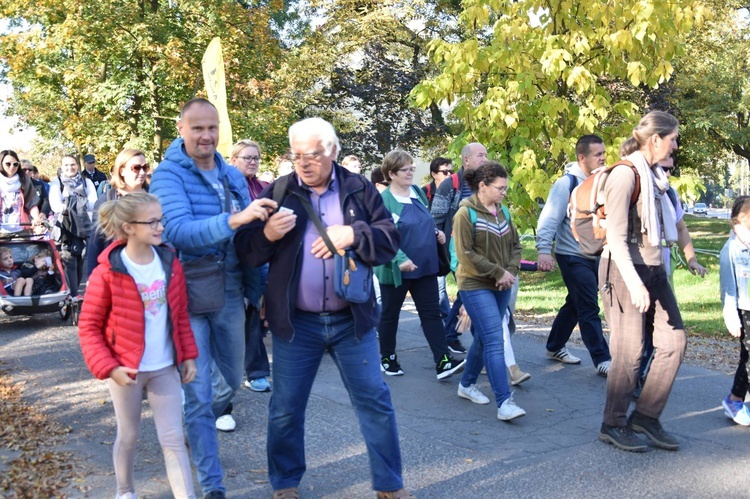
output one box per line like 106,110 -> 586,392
447,214 -> 730,337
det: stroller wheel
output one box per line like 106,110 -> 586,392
59,303 -> 70,321
71,301 -> 81,326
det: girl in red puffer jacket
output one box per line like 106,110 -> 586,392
78,192 -> 198,499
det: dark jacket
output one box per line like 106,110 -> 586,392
234,163 -> 400,341
82,168 -> 108,193
86,187 -> 119,279
31,178 -> 50,216
430,168 -> 466,246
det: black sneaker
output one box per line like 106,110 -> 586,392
436,354 -> 466,380
381,355 -> 404,376
598,423 -> 648,452
628,411 -> 680,450
448,339 -> 467,354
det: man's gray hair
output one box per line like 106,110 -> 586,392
288,118 -> 340,159
461,142 -> 483,162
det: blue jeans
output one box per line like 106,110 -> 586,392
183,289 -> 246,495
444,294 -> 463,344
459,288 -> 512,407
546,253 -> 610,366
268,310 -> 403,492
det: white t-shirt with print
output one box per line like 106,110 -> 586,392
121,247 -> 173,372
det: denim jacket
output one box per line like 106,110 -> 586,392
720,232 -> 750,333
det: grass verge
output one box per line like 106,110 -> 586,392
447,214 -> 729,337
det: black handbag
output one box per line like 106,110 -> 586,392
181,177 -> 231,315
436,242 -> 451,277
182,254 -> 226,314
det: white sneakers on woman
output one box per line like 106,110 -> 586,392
497,393 -> 526,421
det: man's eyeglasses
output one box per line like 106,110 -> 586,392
290,150 -> 324,163
398,167 -> 417,174
662,166 -> 673,172
128,217 -> 165,229
237,155 -> 261,163
3,161 -> 20,168
126,164 -> 150,173
22,168 -> 34,173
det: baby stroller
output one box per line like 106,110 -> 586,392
0,223 -> 81,325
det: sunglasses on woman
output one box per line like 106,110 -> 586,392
126,164 -> 150,173
3,161 -> 20,168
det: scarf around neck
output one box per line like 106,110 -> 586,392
0,173 -> 23,230
624,151 -> 677,247
246,176 -> 267,200
0,173 -> 21,194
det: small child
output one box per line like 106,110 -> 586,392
77,192 -> 198,498
0,247 -> 33,296
19,248 -> 61,295
720,196 -> 750,426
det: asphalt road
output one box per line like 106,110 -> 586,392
2,304 -> 750,498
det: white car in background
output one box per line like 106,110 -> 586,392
693,202 -> 708,215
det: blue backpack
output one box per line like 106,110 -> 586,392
449,205 -> 511,272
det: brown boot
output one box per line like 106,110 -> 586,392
376,489 -> 416,499
273,487 -> 299,499
509,364 -> 531,385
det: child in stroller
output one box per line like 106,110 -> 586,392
1,246 -> 32,295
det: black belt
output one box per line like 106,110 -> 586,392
295,307 -> 350,317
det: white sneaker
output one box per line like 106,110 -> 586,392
596,360 -> 611,377
546,347 -> 582,364
215,414 -> 236,432
497,392 -> 526,421
457,383 -> 490,405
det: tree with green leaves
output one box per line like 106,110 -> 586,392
0,0 -> 292,165
271,0 -> 460,165
671,1 -> 749,191
411,0 -> 708,229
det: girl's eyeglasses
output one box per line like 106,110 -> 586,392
128,217 -> 165,229
3,161 -> 20,168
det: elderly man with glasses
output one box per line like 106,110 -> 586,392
235,117 -> 414,499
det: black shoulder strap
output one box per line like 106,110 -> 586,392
272,174 -> 291,205
297,195 -> 341,257
221,176 -> 230,213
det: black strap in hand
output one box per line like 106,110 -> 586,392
296,196 -> 342,257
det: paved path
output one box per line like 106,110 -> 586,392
1,306 -> 749,498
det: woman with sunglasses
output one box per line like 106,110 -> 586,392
0,150 -> 44,233
422,157 -> 453,210
87,149 -> 150,277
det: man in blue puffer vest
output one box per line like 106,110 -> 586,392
150,98 -> 275,499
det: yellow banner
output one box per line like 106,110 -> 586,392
201,37 -> 233,158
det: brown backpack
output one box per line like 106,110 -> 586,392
568,160 -> 640,256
